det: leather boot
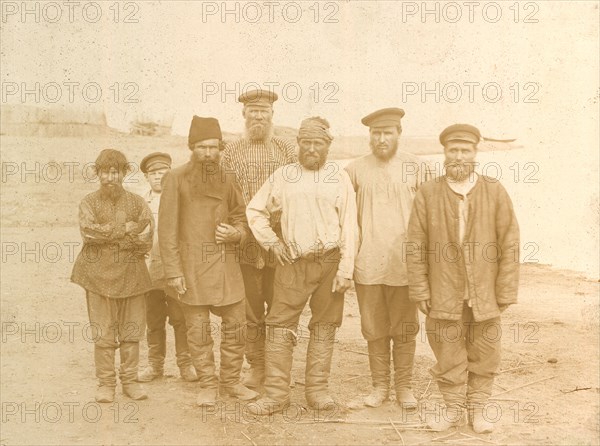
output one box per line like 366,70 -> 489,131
243,324 -> 265,389
364,338 -> 391,407
425,403 -> 467,432
305,324 -> 337,410
392,336 -> 417,409
187,320 -> 218,406
120,342 -> 148,400
94,346 -> 116,403
219,321 -> 259,401
173,319 -> 193,372
247,326 -> 295,416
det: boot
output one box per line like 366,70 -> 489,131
364,338 -> 391,407
392,336 -> 417,409
197,388 -> 218,407
120,342 -> 148,400
247,326 -> 295,416
468,403 -> 495,433
173,318 -> 194,375
244,324 -> 265,389
219,321 -> 259,401
179,364 -> 199,382
467,374 -> 495,433
137,365 -> 163,382
94,346 -> 116,403
425,403 -> 466,432
305,324 -> 337,410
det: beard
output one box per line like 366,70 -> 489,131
245,120 -> 273,141
370,140 -> 399,161
100,183 -> 124,201
445,161 -> 476,181
299,151 -> 327,170
186,157 -> 221,197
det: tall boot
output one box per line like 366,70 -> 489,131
137,326 -> 166,382
364,337 -> 391,407
187,322 -> 218,406
392,336 -> 417,409
467,374 -> 495,433
247,326 -> 295,416
173,321 -> 197,382
120,342 -> 148,400
244,323 -> 265,389
94,345 -> 116,403
305,324 -> 337,410
219,321 -> 259,401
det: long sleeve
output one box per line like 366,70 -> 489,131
494,184 -> 520,304
246,174 -> 281,250
79,199 -> 123,244
336,172 -> 358,280
158,170 -> 183,279
407,189 -> 431,302
227,180 -> 250,245
131,202 -> 154,254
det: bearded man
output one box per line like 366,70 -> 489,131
71,149 -> 153,403
407,124 -> 520,433
345,108 -> 425,409
158,116 -> 259,407
222,89 -> 297,390
246,117 -> 357,415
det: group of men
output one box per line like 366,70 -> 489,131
71,89 -> 520,434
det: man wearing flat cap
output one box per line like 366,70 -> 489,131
345,108 -> 424,410
407,124 -> 520,433
222,89 -> 297,390
137,152 -> 197,384
158,116 -> 259,406
246,117 -> 357,415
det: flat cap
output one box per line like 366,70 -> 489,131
188,116 -> 222,146
238,89 -> 278,106
361,107 -> 405,128
140,152 -> 172,173
439,124 -> 481,145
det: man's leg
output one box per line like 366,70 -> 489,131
138,289 -> 167,382
86,291 -> 118,403
180,303 -> 218,406
355,284 -> 392,407
466,312 -> 502,433
165,294 -> 197,382
214,299 -> 259,401
387,285 -> 419,408
118,294 -> 148,400
305,256 -> 345,410
247,260 -> 312,416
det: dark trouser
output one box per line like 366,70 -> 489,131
240,264 -> 275,369
355,284 -> 419,390
86,291 -> 145,386
180,299 -> 246,388
426,303 -> 502,405
145,289 -> 191,370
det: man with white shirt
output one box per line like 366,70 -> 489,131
246,117 -> 357,415
407,124 -> 520,433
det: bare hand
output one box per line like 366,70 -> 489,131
417,300 -> 431,316
215,223 -> 241,244
167,276 -> 187,295
331,274 -> 351,294
125,221 -> 137,234
271,242 -> 295,266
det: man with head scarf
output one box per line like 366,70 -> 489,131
222,89 -> 297,390
407,124 -> 520,433
71,149 -> 154,403
246,117 -> 357,415
345,108 -> 425,410
158,116 -> 259,407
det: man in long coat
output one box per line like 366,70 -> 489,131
159,116 -> 259,406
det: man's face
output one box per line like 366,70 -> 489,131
98,166 -> 125,200
145,167 -> 169,193
369,126 -> 400,160
243,104 -> 273,141
444,141 -> 477,181
191,139 -> 221,165
298,138 -> 330,170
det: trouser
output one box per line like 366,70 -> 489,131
145,289 -> 192,370
240,264 -> 275,369
426,303 -> 502,405
86,291 -> 145,386
355,284 -> 419,390
180,299 -> 246,388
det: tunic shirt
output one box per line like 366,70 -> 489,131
246,162 -> 357,280
144,189 -> 166,289
71,189 -> 154,298
345,152 -> 424,286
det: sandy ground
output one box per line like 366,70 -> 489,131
1,136 -> 599,445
